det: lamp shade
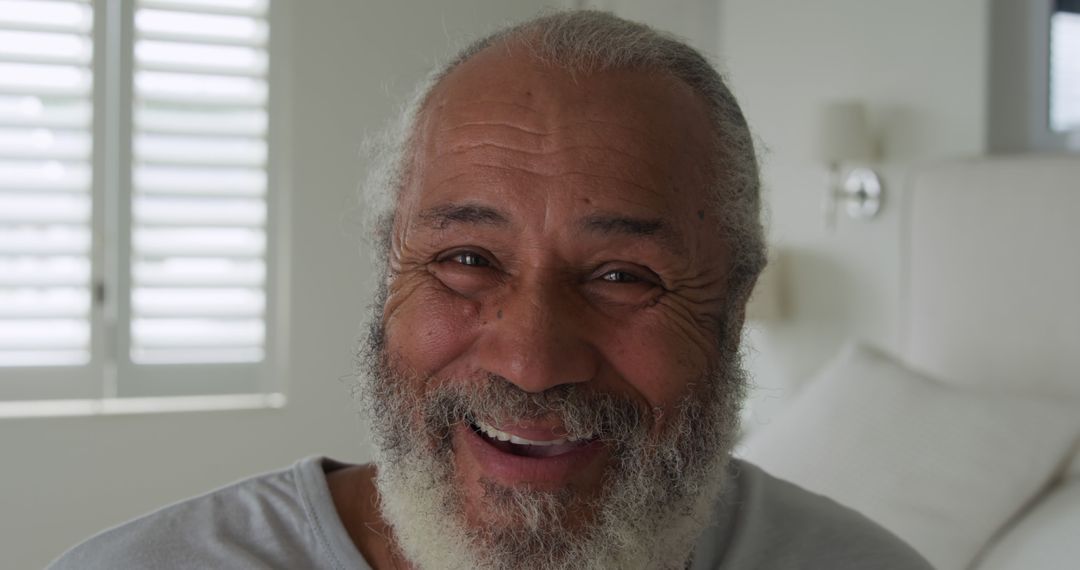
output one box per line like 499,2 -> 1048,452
817,101 -> 875,164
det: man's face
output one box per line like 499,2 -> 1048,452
368,46 -> 743,568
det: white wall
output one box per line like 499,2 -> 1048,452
715,0 -> 989,426
0,2 -> 554,568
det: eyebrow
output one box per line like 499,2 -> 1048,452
580,213 -> 685,256
418,203 -> 510,230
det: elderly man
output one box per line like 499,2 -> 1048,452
52,11 -> 931,570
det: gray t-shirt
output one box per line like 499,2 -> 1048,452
49,457 -> 932,569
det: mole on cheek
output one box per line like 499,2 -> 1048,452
697,209 -> 705,220
497,309 -> 503,320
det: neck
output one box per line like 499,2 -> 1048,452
327,463 -> 413,570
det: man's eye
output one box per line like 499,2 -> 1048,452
600,270 -> 641,284
449,251 -> 491,267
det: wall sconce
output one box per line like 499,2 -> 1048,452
817,101 -> 882,228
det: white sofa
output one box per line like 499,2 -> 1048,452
738,156 -> 1080,569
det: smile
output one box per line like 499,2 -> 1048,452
460,417 -> 605,485
468,417 -> 595,459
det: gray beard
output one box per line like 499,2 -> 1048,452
354,316 -> 747,570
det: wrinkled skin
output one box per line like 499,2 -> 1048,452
376,45 -> 738,535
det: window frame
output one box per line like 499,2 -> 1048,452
988,0 -> 1080,153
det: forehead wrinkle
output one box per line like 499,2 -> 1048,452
427,165 -> 670,207
435,112 -> 674,156
433,142 -> 666,180
438,122 -> 551,138
432,101 -> 550,143
439,116 -> 668,139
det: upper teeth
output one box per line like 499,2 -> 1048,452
474,419 -> 591,446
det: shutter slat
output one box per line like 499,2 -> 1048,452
0,319 -> 89,349
138,0 -> 268,17
131,318 -> 264,347
0,63 -> 92,97
0,30 -> 93,65
0,350 -> 88,366
0,127 -> 92,160
130,347 -> 264,365
0,226 -> 91,255
135,105 -> 266,136
0,256 -> 90,286
133,258 -> 264,287
0,194 -> 90,223
0,159 -> 91,190
133,287 -> 263,317
0,95 -> 92,129
136,40 -> 267,76
136,71 -> 267,106
133,196 -> 265,227
0,288 -> 89,318
135,30 -> 265,48
132,227 -> 264,257
134,165 -> 265,196
134,133 -> 266,167
0,1 -> 92,34
136,10 -> 267,47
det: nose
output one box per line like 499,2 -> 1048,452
472,280 -> 599,393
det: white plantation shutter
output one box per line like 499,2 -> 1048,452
129,0 -> 271,367
0,0 -> 282,406
0,0 -> 95,368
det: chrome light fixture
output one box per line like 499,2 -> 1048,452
817,101 -> 883,228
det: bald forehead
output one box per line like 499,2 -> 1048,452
408,43 -> 717,193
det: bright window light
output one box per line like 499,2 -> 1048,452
1050,8 -> 1080,132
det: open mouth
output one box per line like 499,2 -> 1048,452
467,417 -> 596,459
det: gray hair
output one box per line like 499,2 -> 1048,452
361,10 -> 765,316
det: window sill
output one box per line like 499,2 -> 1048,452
0,392 -> 286,419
